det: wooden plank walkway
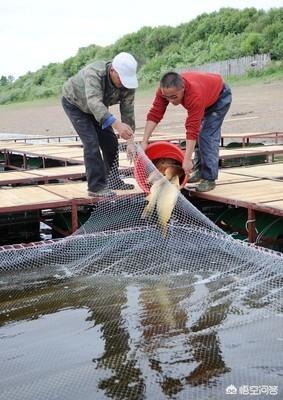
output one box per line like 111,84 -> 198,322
1,164 -> 282,216
0,179 -> 141,232
186,176 -> 283,242
0,132 -> 282,246
0,143 -> 133,168
220,163 -> 283,180
262,200 -> 283,213
0,165 -> 86,185
1,140 -> 282,192
1,137 -> 282,241
4,158 -> 281,187
2,142 -> 283,168
186,174 -> 283,217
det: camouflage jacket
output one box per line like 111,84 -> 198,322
62,60 -> 135,130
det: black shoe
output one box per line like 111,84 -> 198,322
109,180 -> 135,190
195,179 -> 216,192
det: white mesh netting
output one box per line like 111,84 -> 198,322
0,145 -> 282,400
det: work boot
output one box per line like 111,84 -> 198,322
109,180 -> 135,190
88,188 -> 116,197
189,170 -> 201,183
196,179 -> 216,192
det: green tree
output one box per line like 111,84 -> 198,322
0,76 -> 9,86
1,7 -> 283,103
240,32 -> 264,55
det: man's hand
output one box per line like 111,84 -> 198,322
182,157 -> 193,176
126,138 -> 136,163
112,121 -> 133,140
183,138 -> 196,176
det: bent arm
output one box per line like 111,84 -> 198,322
141,120 -> 158,147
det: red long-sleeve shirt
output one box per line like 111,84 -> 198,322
147,71 -> 224,140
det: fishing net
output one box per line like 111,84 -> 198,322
0,144 -> 282,400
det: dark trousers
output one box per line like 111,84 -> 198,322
62,96 -> 119,192
194,84 -> 232,180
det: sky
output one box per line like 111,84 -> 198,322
1,0 -> 282,78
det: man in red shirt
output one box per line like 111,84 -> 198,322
141,71 -> 232,191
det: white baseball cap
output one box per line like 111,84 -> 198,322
112,52 -> 138,89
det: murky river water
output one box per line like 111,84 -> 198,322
0,264 -> 282,400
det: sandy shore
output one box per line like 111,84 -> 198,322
0,81 -> 283,138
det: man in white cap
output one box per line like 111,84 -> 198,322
62,52 -> 138,196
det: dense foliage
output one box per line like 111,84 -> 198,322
1,7 -> 282,104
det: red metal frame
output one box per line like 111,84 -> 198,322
189,190 -> 283,243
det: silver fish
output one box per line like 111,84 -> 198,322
142,166 -> 181,236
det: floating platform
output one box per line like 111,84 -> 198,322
1,141 -> 283,170
220,130 -> 283,146
0,132 -> 282,247
0,179 -> 141,233
0,165 -> 85,185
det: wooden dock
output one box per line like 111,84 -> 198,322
0,133 -> 282,244
186,163 -> 283,242
0,142 -> 133,169
0,165 -> 85,185
1,141 -> 283,170
187,178 -> 283,217
0,179 -> 141,233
